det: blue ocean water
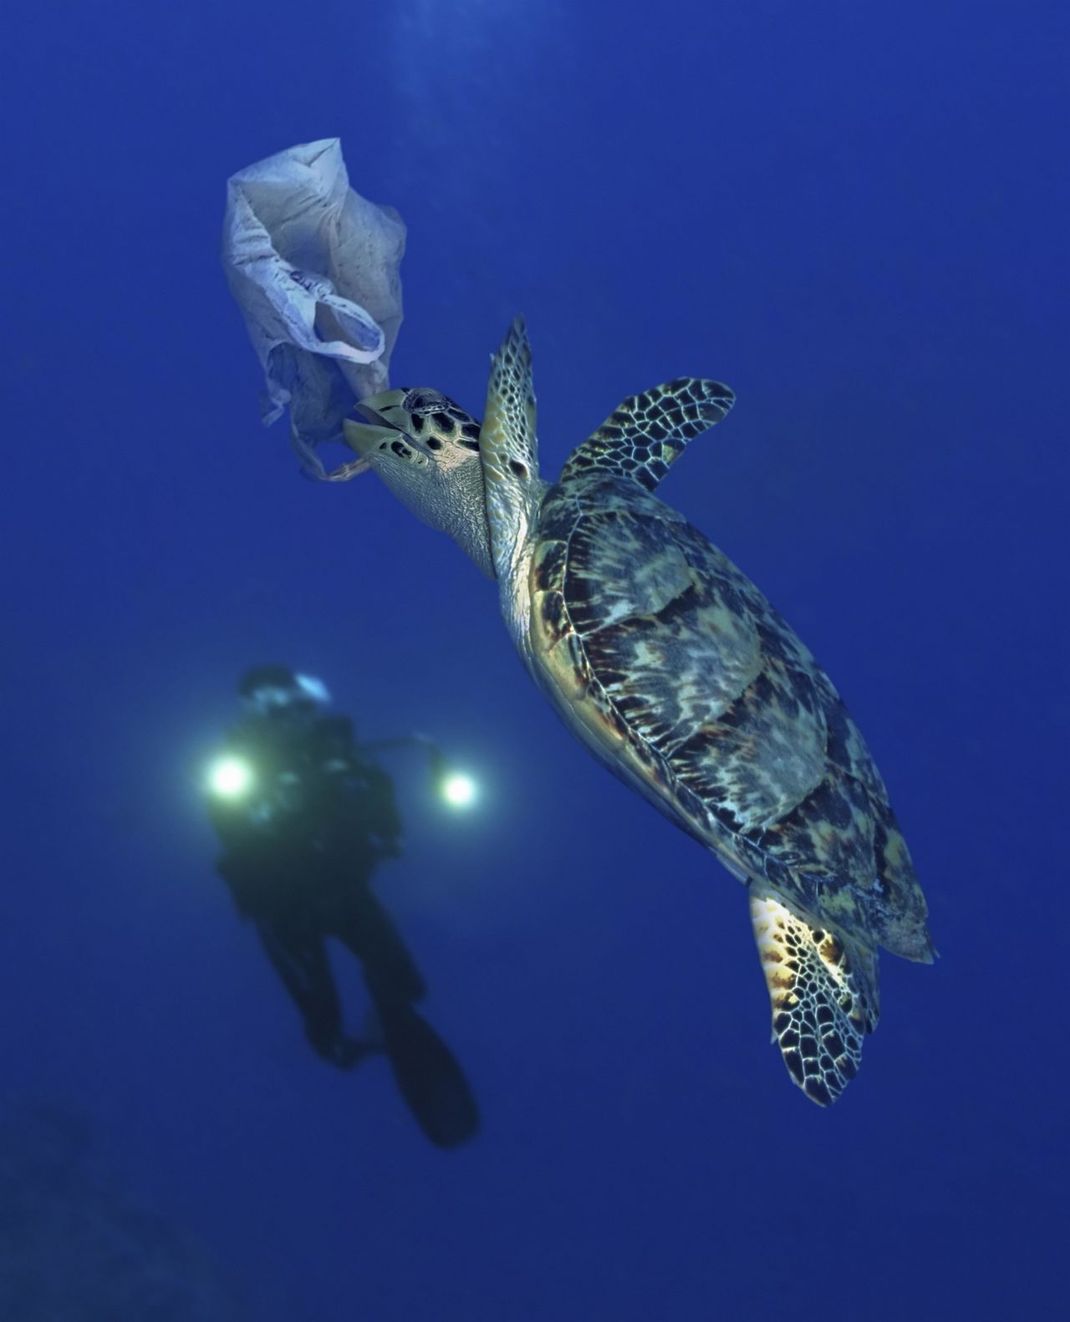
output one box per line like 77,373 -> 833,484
2,1 -> 1066,1318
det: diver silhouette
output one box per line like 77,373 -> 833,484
206,665 -> 479,1149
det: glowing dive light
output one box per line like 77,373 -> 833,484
207,755 -> 255,799
440,771 -> 478,810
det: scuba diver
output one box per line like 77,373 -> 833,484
205,664 -> 479,1149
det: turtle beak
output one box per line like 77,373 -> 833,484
343,390 -> 411,457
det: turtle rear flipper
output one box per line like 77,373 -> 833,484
750,893 -> 879,1106
560,378 -> 735,492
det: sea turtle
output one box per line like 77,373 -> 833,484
344,319 -> 933,1105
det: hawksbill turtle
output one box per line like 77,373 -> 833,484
345,319 -> 933,1105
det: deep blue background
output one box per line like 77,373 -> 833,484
2,2 -> 1067,1318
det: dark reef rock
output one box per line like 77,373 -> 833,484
0,1100 -> 246,1321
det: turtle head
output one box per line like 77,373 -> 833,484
344,389 -> 495,578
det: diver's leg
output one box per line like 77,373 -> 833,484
255,919 -> 367,1068
336,884 -> 428,1007
326,883 -> 478,1143
331,884 -> 478,1146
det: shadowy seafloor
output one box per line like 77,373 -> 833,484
0,1101 -> 246,1322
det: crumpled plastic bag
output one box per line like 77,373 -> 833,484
222,138 -> 405,477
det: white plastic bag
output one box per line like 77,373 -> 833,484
223,138 -> 405,476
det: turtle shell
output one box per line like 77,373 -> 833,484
528,471 -> 930,962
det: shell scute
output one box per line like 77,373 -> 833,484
536,475 -> 928,956
559,507 -> 763,754
535,588 -> 571,647
668,655 -> 828,831
531,535 -> 569,591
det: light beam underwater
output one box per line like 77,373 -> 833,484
206,755 -> 255,799
440,771 -> 478,809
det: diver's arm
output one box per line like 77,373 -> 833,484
362,763 -> 403,857
314,717 -> 404,858
214,848 -> 265,918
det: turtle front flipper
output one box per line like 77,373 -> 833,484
750,893 -> 880,1106
560,378 -> 735,492
481,317 -> 544,577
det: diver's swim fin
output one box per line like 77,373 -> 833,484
377,1004 -> 480,1149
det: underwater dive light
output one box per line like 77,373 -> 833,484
439,770 -> 478,810
361,734 -> 481,813
206,755 -> 255,799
